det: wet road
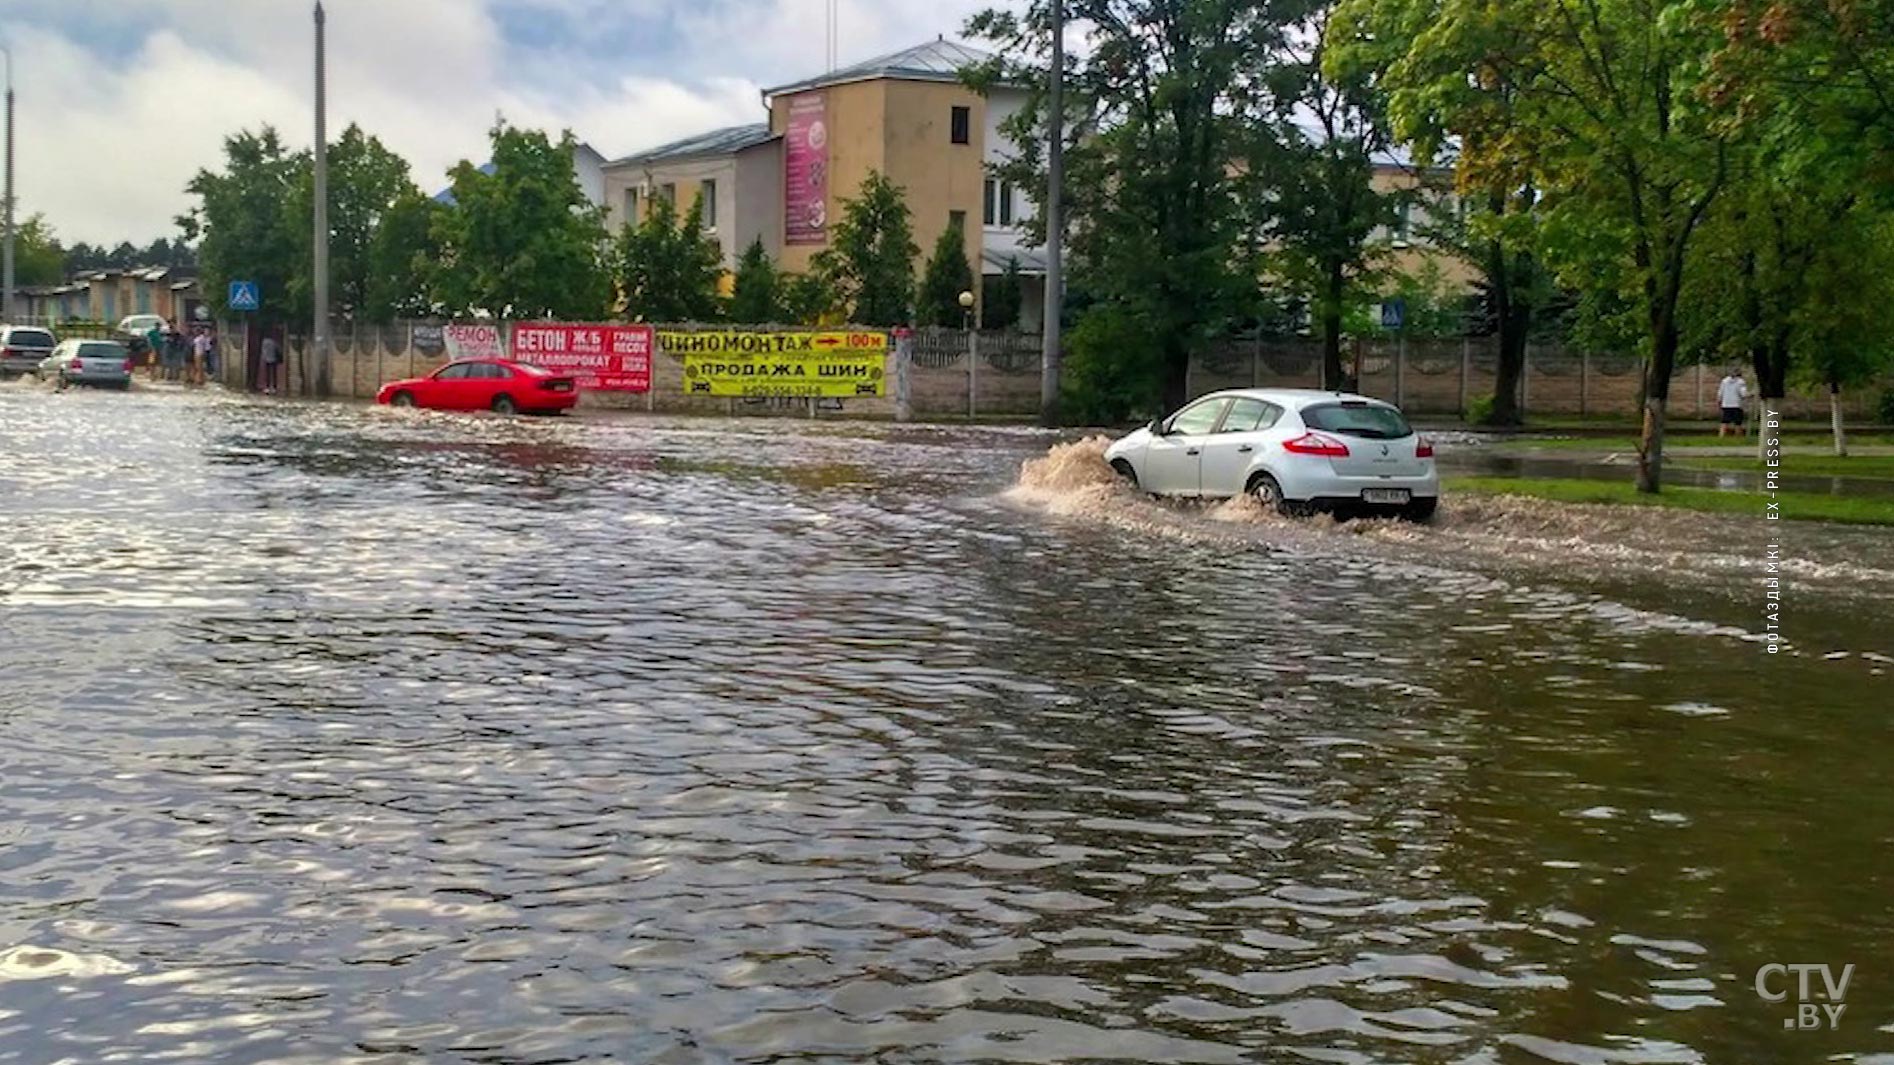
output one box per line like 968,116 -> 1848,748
1,385 -> 1890,1064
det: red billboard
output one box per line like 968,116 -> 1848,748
784,93 -> 829,246
510,323 -> 653,392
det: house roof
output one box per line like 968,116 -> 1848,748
764,37 -> 995,97
607,124 -> 778,168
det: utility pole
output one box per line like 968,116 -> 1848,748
3,45 -> 15,324
1038,0 -> 1064,427
312,2 -> 331,397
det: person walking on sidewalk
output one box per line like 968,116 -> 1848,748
1718,367 -> 1750,437
190,329 -> 213,387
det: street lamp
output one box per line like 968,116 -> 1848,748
2,44 -> 14,325
959,289 -> 976,419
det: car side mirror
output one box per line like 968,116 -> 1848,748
1147,418 -> 1165,435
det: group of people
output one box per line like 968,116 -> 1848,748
142,322 -> 218,387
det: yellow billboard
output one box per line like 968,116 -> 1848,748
660,330 -> 889,398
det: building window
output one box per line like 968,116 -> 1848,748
983,179 -> 996,225
1393,201 -> 1413,245
998,181 -> 1014,226
660,182 -> 676,207
623,187 -> 639,224
702,179 -> 717,229
949,209 -> 966,233
951,106 -> 971,145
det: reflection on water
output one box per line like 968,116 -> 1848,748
1,388 -> 1888,1064
1444,450 -> 1894,498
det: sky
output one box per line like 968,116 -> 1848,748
3,0 -> 1008,247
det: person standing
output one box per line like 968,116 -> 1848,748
1718,367 -> 1750,437
190,329 -> 213,387
163,325 -> 186,382
260,333 -> 281,394
145,323 -> 165,380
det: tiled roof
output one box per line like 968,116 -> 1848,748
764,38 -> 995,96
608,124 -> 777,167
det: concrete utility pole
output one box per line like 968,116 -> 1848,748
3,45 -> 15,324
312,2 -> 331,397
1039,0 -> 1064,426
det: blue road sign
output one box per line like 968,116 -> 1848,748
1380,297 -> 1406,330
228,280 -> 260,311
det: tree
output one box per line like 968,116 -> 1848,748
612,191 -> 723,322
1795,201 -> 1894,455
812,170 -> 917,326
779,273 -> 839,325
971,0 -> 1266,415
982,256 -> 1024,329
729,237 -> 780,323
364,192 -> 445,320
11,214 -> 66,286
432,122 -> 611,319
917,216 -> 976,325
285,124 -> 419,321
1350,0 -> 1729,492
178,127 -> 305,321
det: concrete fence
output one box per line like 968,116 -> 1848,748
215,318 -> 1887,422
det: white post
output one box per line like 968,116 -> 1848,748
311,2 -> 331,397
894,329 -> 913,422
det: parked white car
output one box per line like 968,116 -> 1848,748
1105,388 -> 1440,520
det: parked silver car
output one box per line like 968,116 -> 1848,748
1,324 -> 58,377
40,339 -> 134,390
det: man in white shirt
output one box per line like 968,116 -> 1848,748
1717,367 -> 1749,437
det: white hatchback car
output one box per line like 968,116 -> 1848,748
1105,388 -> 1440,520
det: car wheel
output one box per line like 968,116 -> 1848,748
391,391 -> 417,408
1248,472 -> 1310,517
1400,497 -> 1439,523
491,395 -> 518,415
1109,458 -> 1139,489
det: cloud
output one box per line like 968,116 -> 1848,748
5,0 -> 1012,246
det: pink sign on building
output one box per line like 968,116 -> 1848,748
510,323 -> 654,392
784,94 -> 829,246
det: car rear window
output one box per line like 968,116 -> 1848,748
9,329 -> 54,347
79,342 -> 128,359
1300,402 -> 1413,439
514,363 -> 553,376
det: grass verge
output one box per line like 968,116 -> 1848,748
1445,475 -> 1894,525
1672,454 -> 1894,480
1511,432 -> 1894,451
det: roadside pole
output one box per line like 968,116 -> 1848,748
1394,328 -> 1406,408
3,47 -> 15,324
893,327 -> 912,423
1038,0 -> 1064,427
311,2 -> 331,398
1458,336 -> 1470,417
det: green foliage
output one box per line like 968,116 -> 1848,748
1062,302 -> 1165,423
364,193 -> 445,321
284,124 -> 419,322
1352,261 -> 1466,338
972,0 -> 1296,411
613,192 -> 724,322
982,257 -> 1024,330
1465,393 -> 1497,425
11,215 -> 67,286
729,237 -> 780,324
779,273 -> 839,326
178,127 -> 305,321
64,238 -> 196,272
917,217 -> 976,326
433,122 -> 611,320
813,171 -> 917,326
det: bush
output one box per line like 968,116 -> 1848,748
1466,394 -> 1497,426
1062,304 -> 1164,424
1877,389 -> 1894,426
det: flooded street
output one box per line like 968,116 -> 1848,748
2,386 -> 1890,1064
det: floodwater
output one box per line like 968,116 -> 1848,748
1,384 -> 1889,1065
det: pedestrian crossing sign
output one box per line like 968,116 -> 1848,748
229,280 -> 260,311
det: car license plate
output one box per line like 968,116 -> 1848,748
550,382 -> 572,391
1362,488 -> 1410,504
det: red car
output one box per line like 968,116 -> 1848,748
376,358 -> 579,415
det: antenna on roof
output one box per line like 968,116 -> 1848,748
827,0 -> 838,71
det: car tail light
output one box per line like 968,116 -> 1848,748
1282,431 -> 1351,457
1,347 -> 14,357
123,359 -> 135,372
1416,437 -> 1435,459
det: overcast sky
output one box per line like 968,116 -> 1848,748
5,0 -> 1008,246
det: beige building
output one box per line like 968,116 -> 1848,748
602,124 -> 784,273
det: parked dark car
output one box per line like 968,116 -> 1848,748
1,324 -> 58,378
